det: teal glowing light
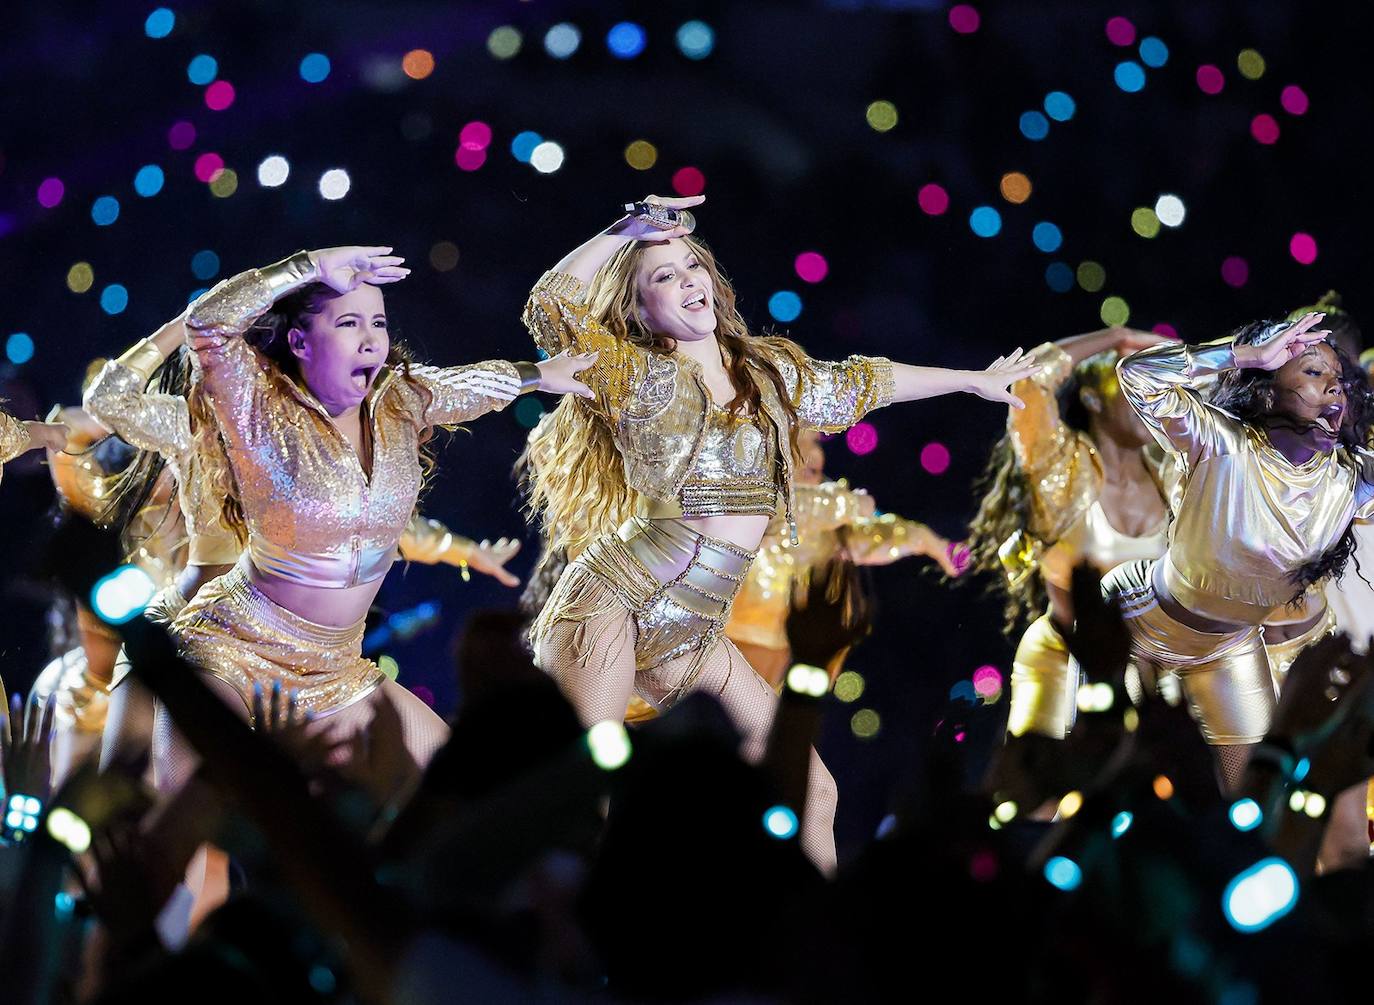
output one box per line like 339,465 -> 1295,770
1222,857 -> 1298,933
1228,798 -> 1262,832
763,805 -> 799,839
1111,811 -> 1133,838
1044,856 -> 1082,891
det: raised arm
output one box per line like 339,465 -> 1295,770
0,408 -> 67,488
84,313 -> 193,459
397,513 -> 521,587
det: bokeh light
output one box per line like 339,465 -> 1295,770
487,26 -> 523,60
624,139 -> 657,170
1289,232 -> 1318,265
866,100 -> 898,132
1032,221 -> 1063,253
454,146 -> 487,171
209,168 -> 238,198
133,164 -> 164,197
1250,113 -> 1279,144
6,333 -> 34,365
460,121 -> 492,151
1155,193 -> 1186,227
676,20 -> 715,59
299,53 -> 331,83
1100,296 -> 1130,326
1280,85 -> 1309,115
920,441 -> 951,474
1237,48 -> 1266,80
544,24 -> 581,60
763,805 -> 799,839
429,241 -> 459,272
402,49 -> 436,79
1196,64 -> 1225,94
511,131 -> 543,163
850,708 -> 881,739
999,171 -> 1032,203
969,205 -> 1002,237
1223,858 -> 1298,934
1153,322 -> 1179,339
193,153 -> 223,183
1138,36 -> 1169,67
1105,16 -> 1135,46
1112,811 -> 1134,838
1114,61 -> 1146,92
795,252 -> 829,283
257,155 -> 290,187
37,177 -> 64,208
91,196 -> 120,226
144,8 -> 175,39
318,168 -> 351,200
1045,856 -> 1082,891
1229,798 -> 1263,832
846,422 -> 878,455
531,141 -> 565,174
100,284 -> 129,315
66,262 -> 94,293
672,165 -> 706,195
1221,256 -> 1249,287
1130,207 -> 1161,238
606,22 -> 646,59
833,671 -> 865,703
948,5 -> 980,33
1019,111 -> 1049,140
168,120 -> 196,150
972,665 -> 1003,694
1154,774 -> 1175,800
514,396 -> 545,429
1045,262 -> 1074,292
204,80 -> 235,111
1076,261 -> 1106,292
1044,91 -> 1076,121
190,249 -> 220,279
768,290 -> 803,323
950,680 -> 978,703
917,183 -> 949,215
187,54 -> 218,84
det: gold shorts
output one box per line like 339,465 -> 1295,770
1105,559 -> 1273,745
170,560 -> 382,720
532,516 -> 753,694
1006,614 -> 1074,739
1263,605 -> 1338,694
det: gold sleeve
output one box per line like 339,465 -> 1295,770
1007,343 -> 1101,543
844,513 -> 932,566
521,270 -> 646,419
761,339 -> 894,433
0,409 -> 30,465
83,355 -> 192,459
398,514 -> 475,567
1117,338 -> 1241,467
794,480 -> 870,535
404,362 -> 521,427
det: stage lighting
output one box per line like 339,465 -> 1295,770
1223,858 -> 1297,933
209,169 -> 238,198
850,708 -> 881,739
91,196 -> 120,226
299,53 -> 331,83
257,155 -> 290,187
1076,261 -> 1106,292
1280,85 -> 1309,115
917,183 -> 949,215
1044,856 -> 1082,890
319,168 -> 351,200
37,177 -> 64,208
91,564 -> 155,623
545,23 -> 581,59
6,333 -> 34,365
920,442 -> 951,475
968,206 -> 1001,237
488,26 -> 523,60
866,100 -> 898,132
512,131 -> 543,163
1220,256 -> 1249,288
46,807 -> 91,854
204,80 -> 235,111
1289,232 -> 1317,265
1045,262 -> 1074,293
676,21 -> 714,60
530,141 -> 565,173
1032,222 -> 1062,253
624,139 -> 657,170
1237,48 -> 1265,80
100,284 -> 129,316
194,153 -> 224,183
1043,91 -> 1075,121
1229,798 -> 1262,832
763,805 -> 799,839
190,250 -> 219,280
1131,207 -> 1160,238
1100,297 -> 1130,327
1111,811 -> 1133,838
786,663 -> 830,697
607,22 -> 646,59
1018,111 -> 1049,140
999,171 -> 1032,203
833,671 -> 865,703
67,263 -> 94,294
794,251 -> 828,283
768,291 -> 802,323
1155,194 -> 1186,227
1114,61 -> 1146,92
586,721 -> 631,770
144,8 -> 175,39
1139,37 -> 1168,67
845,422 -> 877,456
187,54 -> 218,84
134,165 -> 164,197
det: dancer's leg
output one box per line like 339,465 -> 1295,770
315,677 -> 450,767
100,678 -> 156,772
538,604 -> 640,728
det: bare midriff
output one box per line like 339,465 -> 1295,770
680,513 -> 770,553
248,567 -> 384,629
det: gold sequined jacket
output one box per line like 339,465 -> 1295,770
0,409 -> 30,486
186,255 -> 520,589
523,271 -> 894,541
1120,338 -> 1374,623
726,480 -> 931,651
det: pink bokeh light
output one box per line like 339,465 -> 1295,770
1280,85 -> 1309,116
846,422 -> 878,455
459,120 -> 493,150
1289,232 -> 1318,265
920,441 -> 951,475
1105,16 -> 1136,46
969,849 -> 999,883
672,166 -> 706,196
204,80 -> 236,111
917,183 -> 949,216
948,5 -> 980,34
1196,65 -> 1225,95
972,665 -> 1004,695
1220,256 -> 1249,288
168,121 -> 196,150
193,152 -> 225,183
1152,322 -> 1179,340
1250,113 -> 1279,145
37,177 -> 64,208
794,251 -> 829,284
454,146 -> 487,171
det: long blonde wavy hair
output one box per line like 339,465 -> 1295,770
520,236 -> 803,583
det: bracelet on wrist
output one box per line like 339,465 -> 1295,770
514,361 -> 542,394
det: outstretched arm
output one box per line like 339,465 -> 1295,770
84,312 -> 194,459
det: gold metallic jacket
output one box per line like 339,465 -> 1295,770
523,271 -> 894,541
726,481 -> 929,651
1119,338 -> 1374,623
0,409 -> 29,486
1000,342 -> 1168,588
186,255 -> 519,588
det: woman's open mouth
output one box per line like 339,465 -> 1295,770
351,365 -> 378,392
1313,404 -> 1343,438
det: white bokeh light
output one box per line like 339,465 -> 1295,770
257,155 -> 290,187
319,168 -> 351,200
1155,193 -> 1186,227
530,141 -> 565,174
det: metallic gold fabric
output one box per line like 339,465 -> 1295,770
532,517 -> 753,700
84,353 -> 242,567
677,403 -> 778,517
33,649 -> 110,736
1264,602 -> 1338,693
0,408 -> 30,485
397,514 -> 476,566
1105,559 -> 1274,744
1037,501 -> 1167,591
1119,339 -> 1374,624
172,559 -> 382,719
1006,614 -> 1075,738
186,259 -> 519,588
523,271 -> 893,540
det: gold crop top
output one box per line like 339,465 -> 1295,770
1119,338 -> 1374,624
678,402 -> 779,518
186,255 -> 521,589
523,271 -> 893,539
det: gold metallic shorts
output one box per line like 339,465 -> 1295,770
171,560 -> 382,720
1263,604 -> 1338,694
1006,614 -> 1074,739
1104,559 -> 1273,745
532,516 -> 753,693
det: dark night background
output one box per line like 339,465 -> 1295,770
1,1 -> 1368,861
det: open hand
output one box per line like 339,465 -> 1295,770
1,693 -> 56,804
966,348 -> 1043,409
23,420 -> 70,454
309,246 -> 411,294
1233,312 -> 1330,371
537,350 -> 597,399
467,537 -> 522,587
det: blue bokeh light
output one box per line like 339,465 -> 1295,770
187,53 -> 218,84
607,22 -> 647,59
299,52 -> 331,83
1019,111 -> 1050,140
768,290 -> 803,323
676,20 -> 715,59
1115,61 -> 1147,93
1044,91 -> 1076,122
1045,856 -> 1083,891
5,333 -> 34,365
1032,221 -> 1063,253
91,196 -> 121,226
1045,262 -> 1074,293
968,205 -> 1002,237
511,131 -> 543,163
134,165 -> 165,197
191,249 -> 220,280
144,8 -> 175,39
100,284 -> 129,315
1139,37 -> 1169,68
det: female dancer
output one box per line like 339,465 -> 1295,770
156,245 -> 588,787
726,429 -> 958,688
1106,312 -> 1374,788
522,195 -> 1039,868
0,408 -> 67,484
967,327 -> 1172,738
